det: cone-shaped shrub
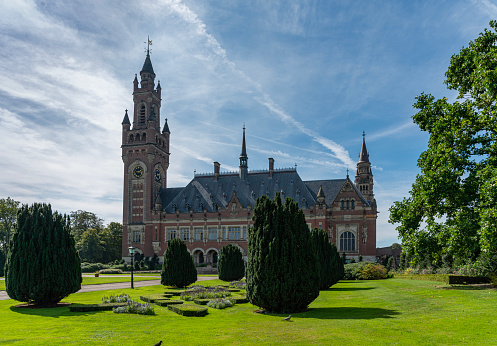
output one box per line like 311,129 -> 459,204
246,194 -> 319,313
161,238 -> 197,288
310,228 -> 343,289
5,203 -> 81,304
218,244 -> 245,281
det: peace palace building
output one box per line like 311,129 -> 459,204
121,50 -> 378,264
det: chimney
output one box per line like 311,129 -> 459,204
214,161 -> 220,181
269,158 -> 274,178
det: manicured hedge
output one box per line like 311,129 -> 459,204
168,304 -> 208,317
164,290 -> 182,296
140,294 -> 172,303
69,302 -> 128,312
155,300 -> 183,307
394,274 -> 491,284
231,295 -> 249,304
193,298 -> 211,305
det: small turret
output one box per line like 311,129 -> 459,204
162,118 -> 170,134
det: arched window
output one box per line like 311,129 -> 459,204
346,200 -> 350,210
340,231 -> 355,252
341,200 -> 344,210
139,105 -> 146,124
351,200 -> 355,210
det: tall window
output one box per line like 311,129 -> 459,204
243,226 -> 247,240
133,231 -> 141,243
228,227 -> 241,240
131,183 -> 144,223
208,227 -> 217,241
340,231 -> 355,252
181,228 -> 189,241
167,229 -> 177,240
194,227 -> 203,241
139,105 -> 146,124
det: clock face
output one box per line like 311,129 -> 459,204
133,166 -> 144,179
154,169 -> 161,183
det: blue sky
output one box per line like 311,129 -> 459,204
0,0 -> 495,247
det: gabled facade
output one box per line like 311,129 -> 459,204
121,52 -> 377,264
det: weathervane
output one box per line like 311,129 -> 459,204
144,36 -> 152,55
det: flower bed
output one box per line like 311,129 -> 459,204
168,304 -> 208,317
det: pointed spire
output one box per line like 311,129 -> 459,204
240,124 -> 247,160
140,36 -> 155,77
163,118 -> 170,134
122,109 -> 130,125
358,131 -> 370,163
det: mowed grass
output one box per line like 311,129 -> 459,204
0,279 -> 496,345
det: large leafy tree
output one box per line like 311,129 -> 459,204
161,238 -> 197,288
246,194 -> 319,313
0,197 -> 20,248
218,244 -> 245,282
5,203 -> 81,305
69,210 -> 103,244
77,222 -> 122,263
389,21 -> 497,267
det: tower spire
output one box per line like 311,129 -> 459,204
239,125 -> 248,180
359,131 -> 369,163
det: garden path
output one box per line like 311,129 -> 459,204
0,276 -> 217,301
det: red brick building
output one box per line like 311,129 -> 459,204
121,52 -> 378,264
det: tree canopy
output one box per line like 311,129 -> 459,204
69,210 -> 104,243
0,197 -> 20,249
389,21 -> 497,267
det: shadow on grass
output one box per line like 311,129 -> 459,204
323,287 -> 375,292
295,307 -> 400,320
10,305 -> 100,318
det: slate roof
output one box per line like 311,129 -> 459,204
159,169 -> 369,213
141,53 -> 155,76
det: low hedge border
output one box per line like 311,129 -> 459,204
140,294 -> 167,303
394,274 -> 491,284
155,300 -> 183,307
231,295 -> 249,304
193,298 -> 211,305
168,304 -> 208,317
164,290 -> 182,296
69,302 -> 128,312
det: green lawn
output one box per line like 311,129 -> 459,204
0,279 -> 496,345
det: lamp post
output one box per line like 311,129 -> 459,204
128,246 -> 135,289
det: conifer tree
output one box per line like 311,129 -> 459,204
161,238 -> 197,288
218,244 -> 245,281
5,203 -> 81,305
310,228 -> 343,289
246,194 -> 319,313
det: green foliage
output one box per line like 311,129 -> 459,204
69,302 -> 128,312
386,257 -> 394,270
98,268 -> 123,274
69,210 -> 103,244
5,203 -> 82,304
102,293 -> 130,303
343,262 -> 373,280
76,222 -> 122,264
310,228 -> 343,289
0,197 -> 20,249
207,297 -> 236,309
113,301 -> 155,315
180,286 -> 230,301
161,238 -> 197,288
359,263 -> 388,280
0,247 -> 5,277
456,252 -> 497,276
218,244 -> 245,281
246,194 -> 320,313
168,304 -> 208,317
155,299 -> 183,306
389,21 -> 497,267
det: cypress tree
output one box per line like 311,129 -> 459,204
0,247 -> 5,277
161,238 -> 197,288
310,228 -> 343,290
5,203 -> 81,305
218,244 -> 245,281
247,194 -> 319,313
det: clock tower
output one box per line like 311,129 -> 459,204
121,45 -> 170,258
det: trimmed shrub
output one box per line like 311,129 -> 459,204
161,238 -> 197,288
69,302 -> 128,312
218,244 -> 245,282
310,228 -> 343,289
155,300 -> 183,306
193,298 -> 211,305
231,295 -> 249,304
164,290 -> 182,296
102,294 -> 130,303
180,286 -> 230,301
229,281 -> 246,289
246,194 -> 320,313
5,203 -> 81,304
98,268 -> 123,274
168,304 -> 208,317
490,275 -> 497,288
343,262 -> 372,280
359,263 -> 387,280
140,294 -> 170,303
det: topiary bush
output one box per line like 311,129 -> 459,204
161,238 -> 197,288
98,268 -> 123,274
5,203 -> 81,304
218,244 -> 245,281
359,263 -> 388,280
343,262 -> 373,280
167,304 -> 208,317
246,194 -> 319,313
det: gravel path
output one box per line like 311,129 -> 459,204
0,276 -> 217,301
